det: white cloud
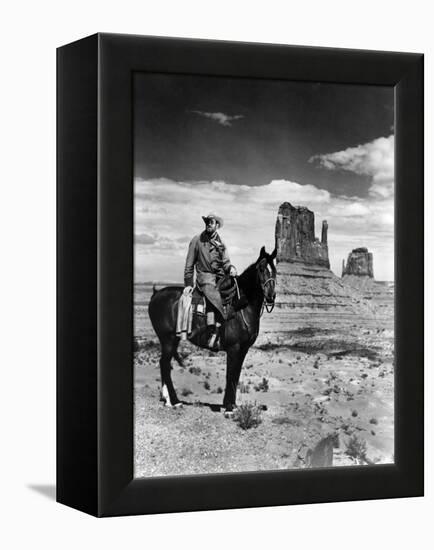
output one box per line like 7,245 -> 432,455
189,110 -> 244,127
309,135 -> 394,199
134,176 -> 394,282
134,233 -> 157,245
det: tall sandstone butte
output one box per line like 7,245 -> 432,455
341,247 -> 394,318
275,202 -> 330,268
264,202 -> 375,323
342,247 -> 374,278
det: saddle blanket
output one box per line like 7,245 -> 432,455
176,287 -> 207,340
176,287 -> 193,340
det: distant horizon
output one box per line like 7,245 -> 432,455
135,270 -> 395,285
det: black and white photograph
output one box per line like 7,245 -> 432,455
133,72 -> 395,477
2,0 -> 430,543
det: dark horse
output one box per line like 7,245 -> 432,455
148,246 -> 277,413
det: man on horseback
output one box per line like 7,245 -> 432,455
184,213 -> 237,346
150,243 -> 277,409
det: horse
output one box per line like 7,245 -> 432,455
148,246 -> 277,414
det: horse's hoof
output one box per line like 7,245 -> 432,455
161,385 -> 182,408
223,405 -> 237,418
164,400 -> 182,409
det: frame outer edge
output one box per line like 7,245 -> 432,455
56,34 -> 99,517
395,54 -> 424,495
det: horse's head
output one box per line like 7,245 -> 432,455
255,246 -> 277,310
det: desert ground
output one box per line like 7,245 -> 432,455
134,283 -> 394,478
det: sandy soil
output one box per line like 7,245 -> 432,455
134,311 -> 394,477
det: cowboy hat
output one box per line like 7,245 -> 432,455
202,213 -> 224,228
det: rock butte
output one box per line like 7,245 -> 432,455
342,247 -> 394,318
273,202 -> 374,315
276,202 -> 330,268
342,247 -> 374,278
257,202 -> 394,344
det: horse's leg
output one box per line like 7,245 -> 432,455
159,336 -> 181,408
223,344 -> 249,414
173,348 -> 184,367
232,344 -> 249,395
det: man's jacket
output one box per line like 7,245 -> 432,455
184,231 -> 232,288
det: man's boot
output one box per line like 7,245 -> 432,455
207,321 -> 221,350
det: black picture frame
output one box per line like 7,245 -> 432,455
57,33 -> 424,517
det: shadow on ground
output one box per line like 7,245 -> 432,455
27,484 -> 56,501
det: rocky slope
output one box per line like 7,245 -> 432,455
275,262 -> 375,314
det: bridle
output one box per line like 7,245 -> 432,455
259,269 -> 276,316
233,262 -> 276,327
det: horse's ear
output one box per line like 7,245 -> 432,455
259,246 -> 266,258
270,247 -> 277,261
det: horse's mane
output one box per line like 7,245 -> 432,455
237,262 -> 261,299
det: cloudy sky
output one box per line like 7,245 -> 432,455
134,73 -> 394,282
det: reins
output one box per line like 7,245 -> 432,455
234,271 -> 276,327
260,277 -> 276,316
234,278 -> 250,329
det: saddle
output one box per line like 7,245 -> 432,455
191,275 -> 238,317
217,275 -> 238,306
178,277 -> 246,350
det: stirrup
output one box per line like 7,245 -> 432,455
208,331 -> 219,349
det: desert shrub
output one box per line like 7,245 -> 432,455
181,388 -> 193,397
142,340 -> 160,351
189,366 -> 202,375
203,381 -> 210,391
238,381 -> 250,393
216,386 -> 223,394
254,377 -> 269,392
369,417 -> 378,425
346,434 -> 368,462
233,402 -> 262,430
179,349 -> 191,360
327,372 -> 337,383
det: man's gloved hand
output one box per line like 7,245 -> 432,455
229,266 -> 237,277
